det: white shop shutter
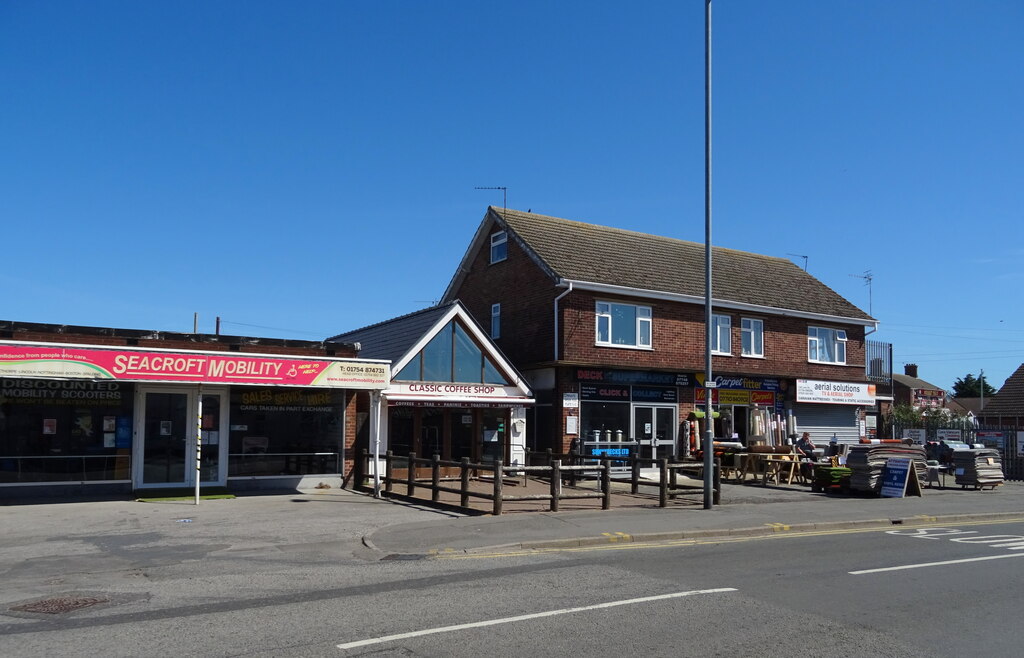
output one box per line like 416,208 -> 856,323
793,403 -> 859,445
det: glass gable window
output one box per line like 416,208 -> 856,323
422,322 -> 454,382
490,231 -> 507,263
711,314 -> 731,354
595,301 -> 652,348
808,326 -> 847,364
394,320 -> 511,385
395,354 -> 421,381
741,318 -> 764,357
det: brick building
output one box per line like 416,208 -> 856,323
442,207 -> 878,457
0,320 -> 389,498
892,363 -> 947,409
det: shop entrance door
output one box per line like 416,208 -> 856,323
634,405 -> 676,460
134,387 -> 228,489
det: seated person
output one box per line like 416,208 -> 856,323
795,432 -> 817,479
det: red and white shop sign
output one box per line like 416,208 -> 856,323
0,343 -> 389,389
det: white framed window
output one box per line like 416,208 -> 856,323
490,303 -> 501,339
741,318 -> 764,357
490,231 -> 507,264
808,326 -> 847,364
711,314 -> 731,355
595,301 -> 652,348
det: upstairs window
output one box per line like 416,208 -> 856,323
808,326 -> 847,364
596,301 -> 652,348
490,231 -> 507,264
741,318 -> 764,357
490,303 -> 501,339
711,314 -> 731,355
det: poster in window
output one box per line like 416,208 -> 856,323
483,430 -> 499,443
160,421 -> 172,436
43,418 -> 57,435
75,412 -> 93,437
103,416 -> 116,432
116,417 -> 132,448
104,433 -> 116,448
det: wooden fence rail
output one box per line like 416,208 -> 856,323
359,450 -> 720,515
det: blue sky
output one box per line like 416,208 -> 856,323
2,1 -> 1022,393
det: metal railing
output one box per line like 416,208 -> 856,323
227,451 -> 341,477
0,454 -> 131,484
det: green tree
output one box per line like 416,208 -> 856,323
951,373 -> 996,397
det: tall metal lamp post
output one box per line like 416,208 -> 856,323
702,0 -> 715,509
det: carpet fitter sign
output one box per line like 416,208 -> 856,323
0,343 -> 389,389
796,379 -> 875,405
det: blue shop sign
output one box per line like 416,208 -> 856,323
576,368 -> 689,387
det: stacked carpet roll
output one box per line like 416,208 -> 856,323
952,449 -> 1004,488
847,444 -> 927,493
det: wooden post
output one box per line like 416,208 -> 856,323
631,454 -> 640,494
493,459 -> 504,516
385,450 -> 394,494
602,459 -> 611,510
550,459 -> 561,512
670,452 -> 678,492
460,457 -> 470,508
659,458 -> 669,507
407,452 -> 417,497
713,457 -> 722,505
431,453 -> 440,503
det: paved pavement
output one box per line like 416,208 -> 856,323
2,478 -> 1022,579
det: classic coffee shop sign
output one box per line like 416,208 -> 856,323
0,343 -> 390,389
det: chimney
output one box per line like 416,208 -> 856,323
904,363 -> 918,378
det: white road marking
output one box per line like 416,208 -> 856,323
336,588 -> 737,650
850,553 -> 1024,575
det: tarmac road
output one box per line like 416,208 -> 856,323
3,483 -> 1022,658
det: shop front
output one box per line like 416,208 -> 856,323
330,301 -> 534,472
569,368 -> 690,459
385,384 -> 531,466
0,333 -> 389,497
793,379 -> 875,445
693,374 -> 783,445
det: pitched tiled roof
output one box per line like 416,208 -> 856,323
892,373 -> 945,391
491,207 -> 874,321
979,363 -> 1024,417
327,303 -> 455,362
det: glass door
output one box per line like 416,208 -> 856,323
633,405 -> 677,460
134,387 -> 228,489
141,391 -> 189,486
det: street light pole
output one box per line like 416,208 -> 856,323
703,0 -> 714,510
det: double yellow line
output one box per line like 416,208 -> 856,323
429,516 -> 1024,560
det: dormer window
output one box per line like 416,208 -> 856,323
490,231 -> 507,264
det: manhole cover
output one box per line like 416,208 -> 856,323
10,596 -> 109,614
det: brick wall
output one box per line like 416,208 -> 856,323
451,218 -> 559,366
559,290 -> 867,382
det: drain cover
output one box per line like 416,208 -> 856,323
10,596 -> 109,614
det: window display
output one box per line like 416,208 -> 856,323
228,387 -> 345,477
0,378 -> 134,482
